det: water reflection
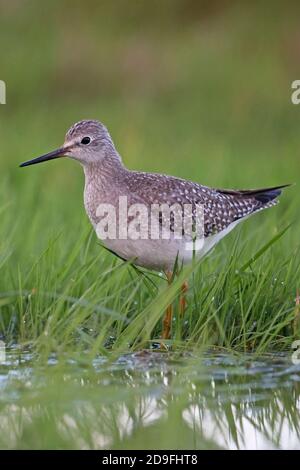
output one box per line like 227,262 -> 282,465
0,351 -> 299,449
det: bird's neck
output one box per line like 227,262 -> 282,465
83,152 -> 128,227
83,152 -> 126,186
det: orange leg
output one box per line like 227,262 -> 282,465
179,281 -> 188,317
161,271 -> 173,340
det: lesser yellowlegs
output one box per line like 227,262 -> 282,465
20,120 -> 289,338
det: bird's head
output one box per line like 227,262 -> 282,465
20,120 -> 118,168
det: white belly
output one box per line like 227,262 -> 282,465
97,219 -> 243,271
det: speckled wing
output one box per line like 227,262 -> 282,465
124,171 -> 288,238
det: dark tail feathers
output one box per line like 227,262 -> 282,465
218,184 -> 291,204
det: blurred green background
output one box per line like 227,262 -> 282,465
0,0 -> 300,345
1,0 -> 299,243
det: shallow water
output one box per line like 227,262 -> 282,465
0,349 -> 299,449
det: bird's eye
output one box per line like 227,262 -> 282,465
81,136 -> 91,145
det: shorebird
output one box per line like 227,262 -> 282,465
20,120 -> 289,339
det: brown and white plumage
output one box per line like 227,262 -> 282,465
121,171 -> 286,237
20,119 -> 289,271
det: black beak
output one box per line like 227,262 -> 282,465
19,147 -> 67,167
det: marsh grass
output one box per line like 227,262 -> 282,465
0,1 -> 300,359
0,197 -> 298,358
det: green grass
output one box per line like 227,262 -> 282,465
0,200 -> 298,356
1,1 -> 300,357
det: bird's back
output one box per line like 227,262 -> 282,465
122,170 -> 288,237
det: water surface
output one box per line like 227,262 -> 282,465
0,349 -> 299,449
